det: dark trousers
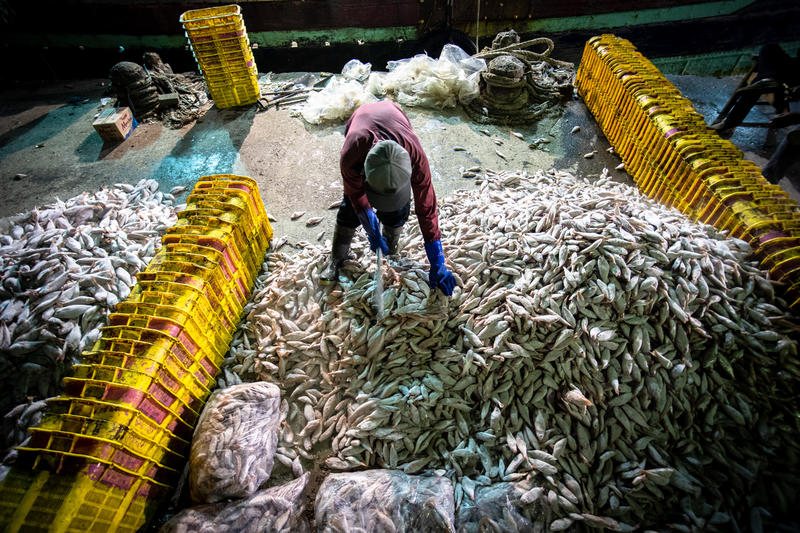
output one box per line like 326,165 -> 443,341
336,195 -> 411,229
721,45 -> 799,129
763,126 -> 800,184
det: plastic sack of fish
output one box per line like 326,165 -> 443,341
315,470 -> 455,532
454,481 -> 532,532
223,166 -> 800,531
161,473 -> 310,533
300,77 -> 377,124
189,382 -> 281,503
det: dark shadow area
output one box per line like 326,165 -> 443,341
148,104 -> 256,191
0,81 -> 108,117
0,101 -> 97,164
74,132 -> 104,162
0,0 -> 799,83
0,112 -> 49,150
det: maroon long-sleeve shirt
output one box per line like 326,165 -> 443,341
340,100 -> 441,243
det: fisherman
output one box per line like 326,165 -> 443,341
320,100 -> 456,296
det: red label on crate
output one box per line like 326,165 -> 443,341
112,448 -> 145,471
149,382 -> 177,409
140,397 -> 169,424
95,465 -> 137,491
149,317 -> 182,338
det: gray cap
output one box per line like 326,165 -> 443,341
364,140 -> 412,212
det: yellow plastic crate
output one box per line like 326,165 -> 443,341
108,306 -> 229,364
165,225 -> 262,283
140,257 -> 249,307
38,411 -> 189,460
127,285 -> 237,339
184,198 -> 260,238
207,77 -> 261,109
194,48 -> 255,70
196,173 -> 267,208
62,374 -> 198,431
0,467 -> 166,533
174,209 -> 265,274
83,345 -> 215,396
71,363 -> 205,416
192,176 -> 271,234
19,428 -> 180,482
191,36 -> 251,58
204,62 -> 258,85
44,396 -> 193,447
95,323 -> 220,382
159,240 -> 256,288
103,309 -> 210,363
187,189 -> 262,228
180,6 -> 260,109
146,246 -> 253,301
174,204 -> 268,264
180,5 -> 243,31
134,264 -> 246,327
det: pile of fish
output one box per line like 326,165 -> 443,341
223,168 -> 800,531
0,179 -> 178,458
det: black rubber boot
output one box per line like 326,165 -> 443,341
382,225 -> 403,256
320,224 -> 356,285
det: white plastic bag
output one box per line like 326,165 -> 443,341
300,77 -> 377,124
341,59 -> 372,82
366,71 -> 387,97
189,382 -> 281,503
458,71 -> 482,105
380,44 -> 485,109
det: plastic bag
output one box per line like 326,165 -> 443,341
189,382 -> 281,503
341,59 -> 372,82
300,77 -> 377,124
160,473 -> 311,533
456,482 -> 533,532
315,469 -> 456,532
379,44 -> 486,109
366,71 -> 387,97
458,71 -> 481,105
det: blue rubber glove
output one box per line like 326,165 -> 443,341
424,240 -> 456,296
356,209 -> 389,255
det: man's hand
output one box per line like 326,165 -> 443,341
357,209 -> 389,255
424,240 -> 456,296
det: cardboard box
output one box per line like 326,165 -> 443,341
92,107 -> 138,143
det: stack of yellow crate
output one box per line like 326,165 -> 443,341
576,34 -> 800,310
0,175 -> 272,532
180,5 -> 261,109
